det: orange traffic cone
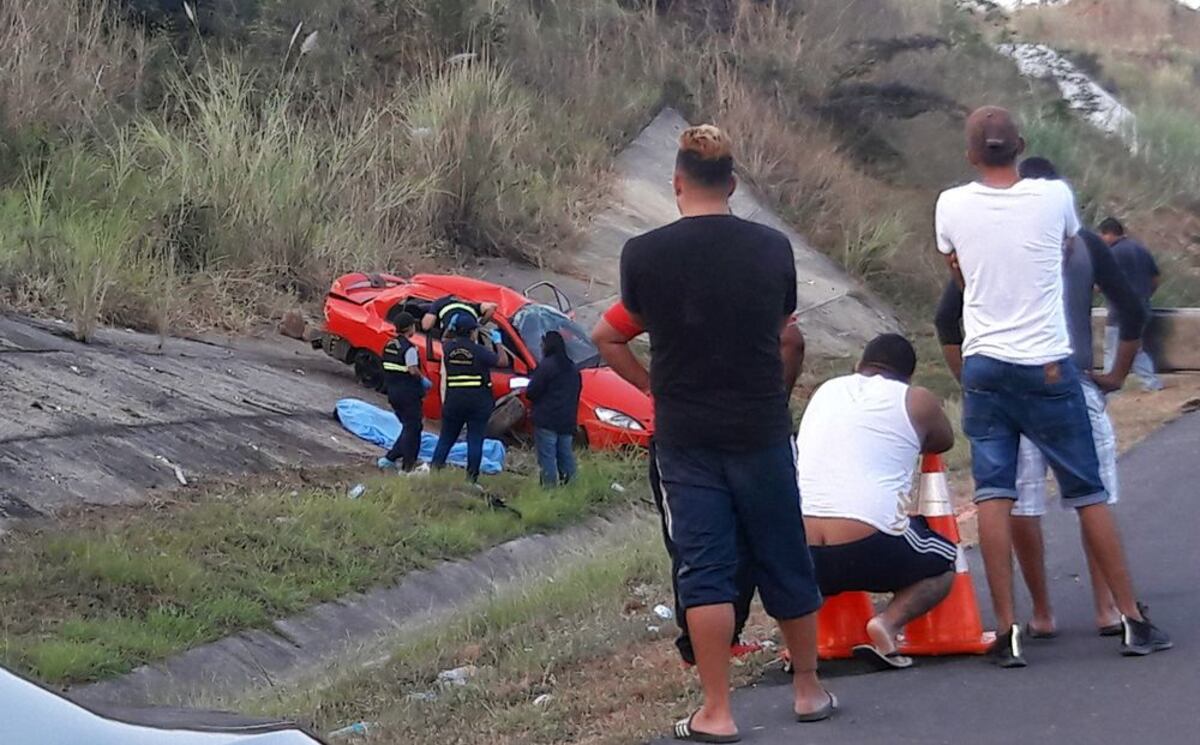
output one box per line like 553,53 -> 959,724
816,591 -> 876,660
899,453 -> 995,656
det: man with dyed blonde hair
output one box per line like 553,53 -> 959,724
611,124 -> 832,743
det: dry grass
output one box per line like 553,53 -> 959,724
0,0 -> 149,135
2,0 -> 1194,336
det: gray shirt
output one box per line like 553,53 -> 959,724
1106,237 -> 1159,327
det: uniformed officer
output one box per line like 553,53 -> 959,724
430,314 -> 508,482
377,312 -> 428,474
421,295 -> 498,336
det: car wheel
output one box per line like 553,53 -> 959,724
352,350 -> 385,392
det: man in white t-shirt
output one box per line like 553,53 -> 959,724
934,107 -> 1170,667
797,334 -> 956,671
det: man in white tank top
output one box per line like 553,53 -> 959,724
796,334 -> 957,670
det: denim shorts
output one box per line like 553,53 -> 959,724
1013,382 -> 1118,517
961,355 -> 1108,510
654,440 -> 822,621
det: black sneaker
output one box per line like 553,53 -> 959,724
990,624 -> 1027,668
1121,603 -> 1173,656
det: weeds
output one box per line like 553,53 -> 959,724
839,212 -> 908,280
0,455 -> 645,683
1134,103 -> 1200,198
254,518 -> 723,744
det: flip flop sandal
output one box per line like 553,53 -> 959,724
1098,623 -> 1124,637
795,691 -> 839,723
672,713 -> 741,743
1025,625 -> 1059,640
852,644 -> 914,670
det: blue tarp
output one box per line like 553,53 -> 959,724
334,398 -> 506,474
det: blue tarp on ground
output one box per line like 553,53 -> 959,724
334,398 -> 506,474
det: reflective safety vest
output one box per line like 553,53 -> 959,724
442,340 -> 491,392
382,336 -> 423,395
436,300 -> 480,330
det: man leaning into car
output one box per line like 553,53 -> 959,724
421,295 -> 497,336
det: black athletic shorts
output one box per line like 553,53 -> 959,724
810,516 -> 956,597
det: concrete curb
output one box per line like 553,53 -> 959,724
69,513 -> 638,708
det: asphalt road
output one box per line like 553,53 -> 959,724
653,411 -> 1200,745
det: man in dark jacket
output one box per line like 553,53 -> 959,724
525,331 -> 582,487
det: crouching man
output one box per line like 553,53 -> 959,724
796,334 -> 956,670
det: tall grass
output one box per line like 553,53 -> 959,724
402,62 -> 579,263
0,1 -> 149,136
1134,103 -> 1200,198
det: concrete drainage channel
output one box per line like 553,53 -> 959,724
70,513 -> 646,709
1,106 -> 895,715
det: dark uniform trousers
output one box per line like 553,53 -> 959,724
382,337 -> 424,471
431,339 -> 493,481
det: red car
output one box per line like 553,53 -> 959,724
314,272 -> 652,450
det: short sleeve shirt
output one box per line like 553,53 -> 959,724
620,214 -> 796,450
935,179 -> 1079,365
1106,237 -> 1159,326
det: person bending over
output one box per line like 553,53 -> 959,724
797,334 -> 956,671
421,295 -> 497,335
1098,217 -> 1163,391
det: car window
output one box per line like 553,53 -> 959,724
511,304 -> 601,368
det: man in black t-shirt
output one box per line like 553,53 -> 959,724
612,125 -> 831,742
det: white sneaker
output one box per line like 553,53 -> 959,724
403,463 -> 431,477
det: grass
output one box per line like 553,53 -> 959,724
0,454 -> 645,684
0,0 -> 1116,340
251,517 -> 775,744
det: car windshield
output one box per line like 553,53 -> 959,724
511,304 -> 602,368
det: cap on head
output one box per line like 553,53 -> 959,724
392,311 -> 416,332
450,313 -> 479,335
860,333 -> 917,381
966,106 -> 1022,168
676,124 -> 735,189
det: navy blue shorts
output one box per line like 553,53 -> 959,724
653,440 -> 822,621
962,355 -> 1108,509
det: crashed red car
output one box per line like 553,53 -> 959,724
314,272 -> 652,450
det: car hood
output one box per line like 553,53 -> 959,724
579,368 -> 654,427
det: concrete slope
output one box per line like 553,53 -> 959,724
0,109 -> 897,526
0,315 -> 373,525
651,411 -> 1200,745
478,108 -> 896,357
